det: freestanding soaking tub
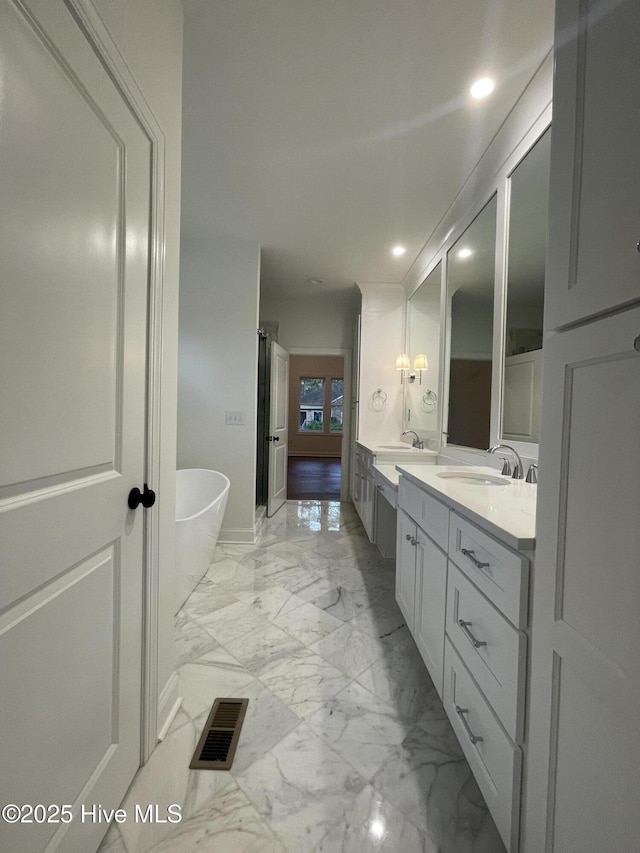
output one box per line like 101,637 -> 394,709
175,468 -> 230,613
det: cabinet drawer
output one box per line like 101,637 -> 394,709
443,639 -> 522,852
398,477 -> 449,551
446,564 -> 526,742
373,470 -> 397,508
448,513 -> 529,627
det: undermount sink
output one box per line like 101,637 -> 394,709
377,443 -> 416,450
436,471 -> 510,486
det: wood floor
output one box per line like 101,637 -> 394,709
287,456 -> 341,500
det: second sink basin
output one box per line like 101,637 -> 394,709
436,471 -> 510,486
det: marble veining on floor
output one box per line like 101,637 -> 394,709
99,500 -> 506,853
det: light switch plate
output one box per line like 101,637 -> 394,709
225,410 -> 245,425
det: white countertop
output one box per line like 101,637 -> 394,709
396,464 -> 537,550
373,464 -> 400,489
356,439 -> 438,461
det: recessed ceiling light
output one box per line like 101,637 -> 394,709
307,277 -> 323,285
457,247 -> 473,259
470,77 -> 495,99
392,245 -> 406,256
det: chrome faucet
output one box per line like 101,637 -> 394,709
402,429 -> 424,449
525,463 -> 538,484
487,444 -> 524,479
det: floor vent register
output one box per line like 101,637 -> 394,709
189,698 -> 249,771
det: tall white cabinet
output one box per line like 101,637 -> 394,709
523,1 -> 640,850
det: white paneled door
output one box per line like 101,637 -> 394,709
0,2 -> 152,852
267,343 -> 289,516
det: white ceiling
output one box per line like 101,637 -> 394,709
181,0 -> 555,300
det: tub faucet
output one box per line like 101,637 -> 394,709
402,430 -> 424,449
487,444 -> 524,479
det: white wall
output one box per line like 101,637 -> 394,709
92,0 -> 183,736
260,290 -> 356,351
357,284 -> 405,443
177,230 -> 260,542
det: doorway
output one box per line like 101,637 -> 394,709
287,355 -> 344,499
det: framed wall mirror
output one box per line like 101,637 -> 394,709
500,127 -> 551,444
404,262 -> 442,443
445,194 -> 497,449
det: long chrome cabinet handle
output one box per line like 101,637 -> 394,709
455,705 -> 483,745
458,619 -> 487,648
461,548 -> 490,569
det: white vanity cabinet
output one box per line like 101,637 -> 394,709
352,443 -> 436,550
395,470 -> 533,852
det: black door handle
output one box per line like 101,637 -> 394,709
273,436 -> 280,442
128,484 -> 156,510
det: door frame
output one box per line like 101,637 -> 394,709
68,0 -> 166,763
288,348 -> 352,501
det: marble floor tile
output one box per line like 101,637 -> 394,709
197,600 -> 269,645
312,784 -> 438,853
371,725 -> 504,852
117,709 -> 237,853
178,656 -> 255,720
104,499 -> 504,853
311,585 -> 382,621
233,585 -> 307,621
273,600 -> 343,646
181,582 -> 239,620
174,610 -> 220,667
309,621 -> 387,679
234,723 -> 367,853
257,646 -> 351,718
349,600 -> 406,644
306,681 -> 410,780
219,620 -> 304,674
356,655 -> 438,726
148,786 -> 286,853
97,823 -> 128,853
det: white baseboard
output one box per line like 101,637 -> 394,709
157,672 -> 181,742
218,526 -> 258,544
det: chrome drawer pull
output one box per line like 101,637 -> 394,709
406,533 -> 412,541
455,705 -> 483,745
376,484 -> 384,491
410,537 -> 418,546
458,619 -> 487,648
461,548 -> 490,569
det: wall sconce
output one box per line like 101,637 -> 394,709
413,354 -> 428,384
395,353 -> 410,383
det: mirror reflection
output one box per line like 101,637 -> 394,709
501,128 -> 551,444
405,262 -> 442,442
446,195 -> 497,449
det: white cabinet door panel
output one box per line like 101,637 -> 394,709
414,530 -> 447,698
546,0 -> 640,328
395,508 -> 417,632
524,306 -> 640,853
